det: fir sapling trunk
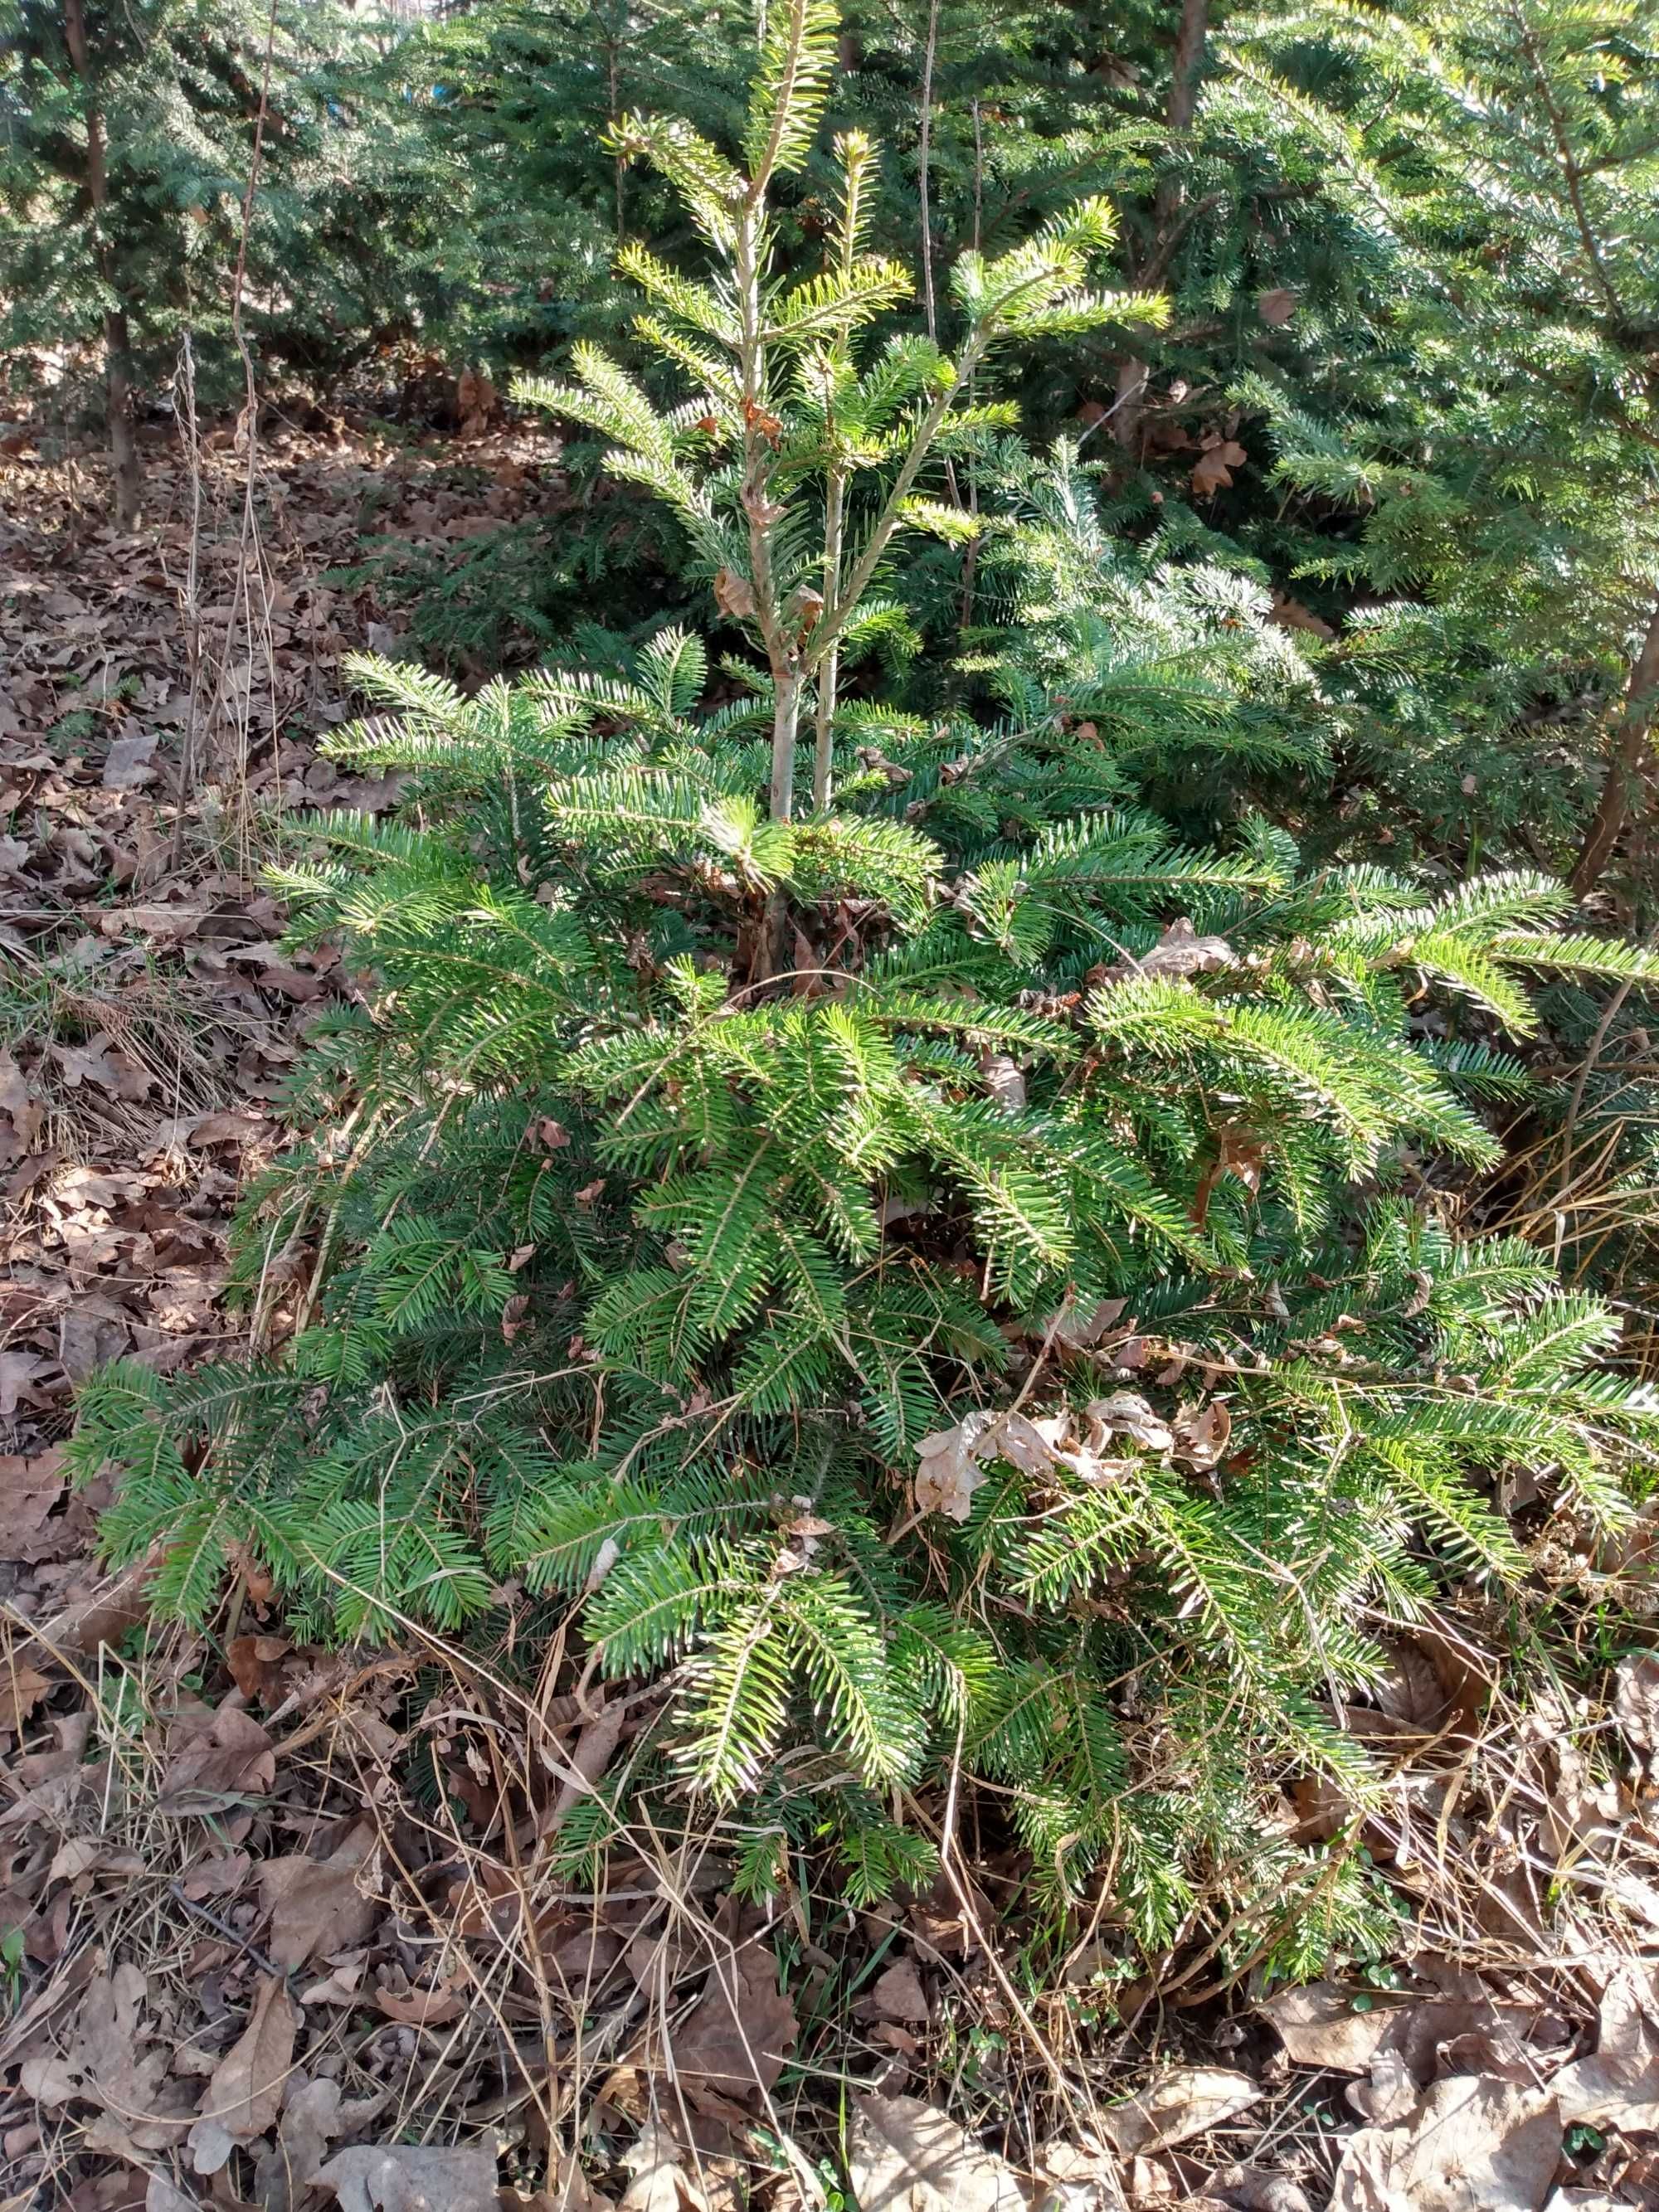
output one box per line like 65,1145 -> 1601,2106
1571,597 -> 1659,896
771,668 -> 801,819
1115,0 -> 1209,452
812,467 -> 846,809
732,202 -> 800,824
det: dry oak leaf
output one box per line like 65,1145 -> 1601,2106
515,2151 -> 613,2212
179,1849 -> 252,1901
1097,2065 -> 1260,2156
915,1410 -> 999,1523
158,1704 -> 275,1814
868,1958 -> 932,2025
1090,1391 -> 1175,1455
374,1980 -> 466,2026
1269,592 -> 1335,640
1141,916 -> 1236,976
0,1043 -> 38,1121
1092,916 -> 1235,989
258,1818 -> 377,1969
1200,2170 -> 1313,2212
1257,288 -> 1297,326
49,1837 -> 144,1884
1613,1653 -> 1659,1755
1327,2076 -> 1559,2212
672,1942 -> 798,2097
1349,2048 -> 1422,2128
1552,1966 -> 1659,2134
0,1350 -> 61,1422
456,366 -> 499,437
1260,1981 -> 1395,2073
148,2179 -> 199,2212
185,1111 -> 270,1148
990,1412 -> 1073,1478
713,567 -> 757,620
252,2074 -> 346,2212
315,2143 -> 499,2212
299,1952 -> 368,2006
980,1053 -> 1026,1112
101,727 -> 161,790
1048,1296 -> 1127,1351
0,1656 -> 52,1734
226,1631 -> 291,1704
849,2091 -> 1029,2212
1191,439 -> 1248,498
197,1974 -> 300,2143
1172,1398 -> 1232,1472
20,1962 -> 172,2127
52,1035 -> 155,1100
619,2120 -> 708,2212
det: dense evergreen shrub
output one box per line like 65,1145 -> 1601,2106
73,0 -> 1659,1977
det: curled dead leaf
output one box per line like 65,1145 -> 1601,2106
1269,591 -> 1333,639
849,2091 -> 1028,2212
158,1704 -> 275,1815
1191,440 -> 1248,498
713,567 -> 757,620
1048,1296 -> 1127,1350
197,1974 -> 299,2143
1094,917 -> 1236,989
1328,2075 -> 1559,2212
1613,1654 -> 1659,1755
980,1053 -> 1026,1112
315,2142 -> 499,2212
618,2120 -> 708,2212
1172,1398 -> 1232,1471
1097,2065 -> 1260,2156
915,1411 -> 999,1523
1089,1391 -> 1175,1454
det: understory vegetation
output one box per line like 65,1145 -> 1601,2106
20,0 -> 1659,2009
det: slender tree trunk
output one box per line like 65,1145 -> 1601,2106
771,669 -> 801,820
1116,0 -> 1209,454
950,95 -> 985,647
917,0 -> 941,339
1571,599 -> 1659,897
1160,0 -> 1209,151
64,0 -> 143,527
607,31 -> 625,244
731,203 -> 795,820
812,468 -> 844,808
103,308 -> 143,528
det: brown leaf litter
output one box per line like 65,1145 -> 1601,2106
12,441 -> 1659,2212
0,410 -> 565,1529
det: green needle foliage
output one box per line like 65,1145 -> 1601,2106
1211,0 -> 1659,887
513,0 -> 1166,824
73,0 -> 1659,1980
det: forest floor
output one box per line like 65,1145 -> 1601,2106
6,409 -> 1659,2212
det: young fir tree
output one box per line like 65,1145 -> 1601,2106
75,0 -> 1659,1970
1212,0 -> 1659,895
513,0 -> 1166,829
